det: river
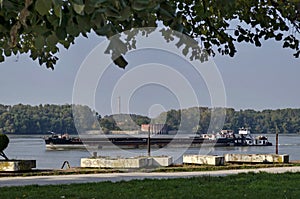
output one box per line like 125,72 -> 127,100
4,134 -> 300,169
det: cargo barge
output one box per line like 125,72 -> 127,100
44,133 -> 233,150
44,128 -> 272,150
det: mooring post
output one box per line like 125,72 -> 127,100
93,152 -> 97,158
275,124 -> 279,154
147,125 -> 151,157
276,132 -> 279,155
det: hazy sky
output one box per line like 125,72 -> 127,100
0,31 -> 299,117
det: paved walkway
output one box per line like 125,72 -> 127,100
1,166 -> 300,187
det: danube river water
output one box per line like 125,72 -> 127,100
4,134 -> 300,169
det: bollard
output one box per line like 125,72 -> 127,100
93,152 -> 97,158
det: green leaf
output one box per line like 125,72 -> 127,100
47,33 -> 59,46
95,24 -> 112,36
35,0 -> 52,16
159,7 -> 174,19
73,3 -> 85,15
0,54 -> 4,62
89,0 -> 107,7
204,42 -> 210,49
182,47 -> 189,56
254,36 -> 261,47
4,49 -> 11,56
110,38 -> 127,54
105,7 -> 120,18
53,5 -> 61,18
56,26 -> 67,40
294,51 -> 300,58
275,33 -> 283,41
132,1 -> 149,11
283,41 -> 289,48
119,6 -> 131,21
234,30 -> 239,36
113,55 -> 128,69
84,5 -> 95,15
53,3 -> 62,26
35,36 -> 45,49
71,0 -> 84,4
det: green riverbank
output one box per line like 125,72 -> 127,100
1,172 -> 300,198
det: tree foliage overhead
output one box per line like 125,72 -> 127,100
0,0 -> 299,69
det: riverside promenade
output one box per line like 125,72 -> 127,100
1,166 -> 300,187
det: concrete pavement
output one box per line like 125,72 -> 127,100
1,166 -> 300,187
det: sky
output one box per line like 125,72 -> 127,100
0,31 -> 299,118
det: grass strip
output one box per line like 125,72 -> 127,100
1,172 -> 300,199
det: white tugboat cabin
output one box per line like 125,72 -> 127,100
234,128 -> 272,146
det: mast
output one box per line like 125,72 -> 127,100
118,96 -> 121,114
276,132 -> 279,154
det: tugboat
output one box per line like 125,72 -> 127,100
233,128 -> 272,146
44,132 -> 85,149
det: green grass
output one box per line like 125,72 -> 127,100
1,172 -> 300,199
154,163 -> 296,172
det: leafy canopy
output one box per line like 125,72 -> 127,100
0,0 -> 299,69
0,133 -> 9,152
0,133 -> 9,160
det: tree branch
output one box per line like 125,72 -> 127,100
0,151 -> 9,160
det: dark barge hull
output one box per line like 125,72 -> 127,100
45,136 -> 233,150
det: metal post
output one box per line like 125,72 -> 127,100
147,125 -> 151,157
275,124 -> 279,154
276,131 -> 279,155
93,152 -> 97,158
118,96 -> 121,114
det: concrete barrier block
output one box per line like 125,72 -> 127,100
0,160 -> 36,171
81,157 -> 148,168
152,156 -> 173,166
81,156 -> 173,168
224,154 -> 289,163
183,155 -> 224,166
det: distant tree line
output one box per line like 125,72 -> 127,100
223,108 -> 300,134
0,104 -> 78,134
0,104 -> 300,134
154,107 -> 300,134
0,104 -> 150,134
99,114 -> 151,134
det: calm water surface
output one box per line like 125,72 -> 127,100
4,134 -> 300,169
